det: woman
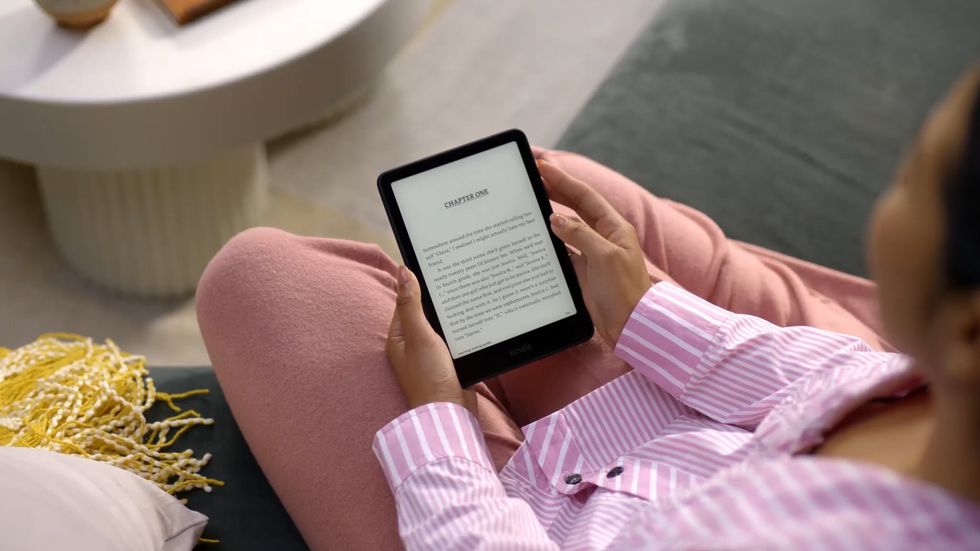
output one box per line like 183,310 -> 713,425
197,68 -> 980,549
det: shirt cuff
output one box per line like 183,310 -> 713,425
372,402 -> 494,491
613,281 -> 728,396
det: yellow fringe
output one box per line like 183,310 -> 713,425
0,334 -> 224,498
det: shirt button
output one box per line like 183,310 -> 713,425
564,474 -> 582,485
606,466 -> 625,478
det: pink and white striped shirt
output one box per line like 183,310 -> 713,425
373,282 -> 980,550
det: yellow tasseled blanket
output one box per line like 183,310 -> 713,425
0,333 -> 223,500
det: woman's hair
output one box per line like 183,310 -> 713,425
944,77 -> 980,290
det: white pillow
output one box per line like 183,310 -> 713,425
0,446 -> 208,551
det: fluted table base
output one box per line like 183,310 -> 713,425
37,146 -> 268,297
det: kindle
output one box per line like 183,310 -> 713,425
378,129 -> 594,387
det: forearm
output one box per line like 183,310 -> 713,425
615,282 -> 890,427
373,402 -> 557,550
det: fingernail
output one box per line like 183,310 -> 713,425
397,266 -> 410,288
551,213 -> 567,228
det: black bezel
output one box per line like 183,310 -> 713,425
377,129 -> 594,387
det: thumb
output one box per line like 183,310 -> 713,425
569,250 -> 587,282
394,266 -> 434,342
550,212 -> 613,259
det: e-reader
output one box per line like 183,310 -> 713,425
378,129 -> 594,387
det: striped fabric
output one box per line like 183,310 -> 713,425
373,283 -> 980,549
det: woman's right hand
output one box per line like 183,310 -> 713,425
538,160 -> 654,348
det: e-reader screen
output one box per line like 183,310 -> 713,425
390,142 -> 578,359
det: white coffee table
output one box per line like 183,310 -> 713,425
0,0 -> 429,296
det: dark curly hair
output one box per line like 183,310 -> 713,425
945,79 -> 980,290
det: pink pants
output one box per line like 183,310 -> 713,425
196,149 -> 889,550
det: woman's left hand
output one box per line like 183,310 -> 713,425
386,266 -> 476,414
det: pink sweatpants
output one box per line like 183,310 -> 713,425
196,149 -> 889,550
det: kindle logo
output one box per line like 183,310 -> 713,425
509,343 -> 532,357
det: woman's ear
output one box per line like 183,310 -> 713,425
940,291 -> 980,387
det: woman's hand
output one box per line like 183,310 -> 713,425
386,266 -> 476,413
539,160 -> 653,348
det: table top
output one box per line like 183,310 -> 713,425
0,0 -> 427,169
0,0 -> 384,104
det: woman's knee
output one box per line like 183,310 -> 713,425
200,226 -> 392,304
196,227 -> 398,364
198,227 -> 303,331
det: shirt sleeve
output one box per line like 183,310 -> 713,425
614,281 -> 885,428
372,402 -> 558,550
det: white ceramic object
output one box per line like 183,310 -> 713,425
33,0 -> 117,29
0,0 -> 430,296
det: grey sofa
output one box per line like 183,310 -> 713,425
560,0 -> 980,276
153,1 -> 980,549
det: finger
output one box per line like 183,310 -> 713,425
388,302 -> 404,341
570,251 -> 587,283
531,145 -> 549,160
388,272 -> 405,342
569,253 -> 600,328
394,266 -> 434,342
386,287 -> 406,362
550,212 -> 614,259
538,160 -> 625,230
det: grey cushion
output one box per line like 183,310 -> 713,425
558,0 -> 980,276
148,367 -> 307,551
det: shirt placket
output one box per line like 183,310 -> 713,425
523,410 -> 597,496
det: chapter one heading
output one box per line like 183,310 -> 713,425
445,189 -> 490,209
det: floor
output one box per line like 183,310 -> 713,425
0,0 -> 664,366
